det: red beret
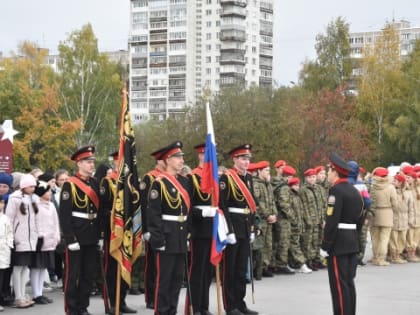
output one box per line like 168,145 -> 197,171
402,166 -> 414,175
314,166 -> 325,174
373,167 -> 388,177
282,165 -> 296,176
407,172 -> 417,179
394,174 -> 406,183
274,160 -> 287,168
413,165 -> 420,172
255,160 -> 270,170
359,166 -> 366,175
304,168 -> 317,176
288,177 -> 300,186
247,163 -> 258,173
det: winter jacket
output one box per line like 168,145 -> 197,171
370,176 -> 398,228
392,188 -> 411,231
6,190 -> 38,252
36,198 -> 61,251
409,184 -> 420,228
0,212 -> 13,268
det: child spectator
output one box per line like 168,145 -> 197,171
6,174 -> 38,308
30,179 -> 60,304
0,195 -> 14,311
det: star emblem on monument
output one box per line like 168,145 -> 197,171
1,120 -> 19,144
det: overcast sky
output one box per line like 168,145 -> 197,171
1,0 -> 419,86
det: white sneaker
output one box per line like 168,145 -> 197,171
0,305 -> 4,312
297,264 -> 312,274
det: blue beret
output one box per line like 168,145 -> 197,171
0,172 -> 13,187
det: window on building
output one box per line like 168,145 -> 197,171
206,9 -> 212,15
206,56 -> 211,63
206,68 -> 211,74
206,21 -> 212,27
206,44 -> 212,51
206,33 -> 212,40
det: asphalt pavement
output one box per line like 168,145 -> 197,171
3,243 -> 420,315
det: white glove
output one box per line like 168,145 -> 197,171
250,232 -> 255,243
68,242 -> 81,251
226,233 -> 237,245
98,239 -> 104,250
156,246 -> 166,251
142,232 -> 151,241
202,207 -> 217,218
320,249 -> 329,258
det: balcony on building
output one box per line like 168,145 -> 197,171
220,0 -> 248,8
129,35 -> 148,43
220,28 -> 246,42
259,76 -> 272,86
220,6 -> 247,18
220,51 -> 245,65
259,44 -> 273,57
260,1 -> 273,13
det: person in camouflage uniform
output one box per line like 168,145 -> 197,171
300,168 -> 324,270
287,177 -> 312,273
252,161 -> 278,278
271,165 -> 297,275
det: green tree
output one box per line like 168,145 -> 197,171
58,24 -> 123,158
357,24 -> 403,152
0,41 -> 79,171
385,39 -> 420,162
299,17 -> 353,91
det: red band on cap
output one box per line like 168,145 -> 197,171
231,148 -> 251,157
162,148 -> 182,160
76,151 -> 94,161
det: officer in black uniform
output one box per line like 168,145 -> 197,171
98,152 -> 137,315
186,143 -> 215,315
320,152 -> 364,315
139,147 -> 167,309
219,144 -> 258,315
60,145 -> 101,315
147,141 -> 191,315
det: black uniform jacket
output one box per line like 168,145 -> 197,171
219,170 -> 256,239
147,175 -> 191,254
59,175 -> 101,246
189,170 -> 213,239
321,179 -> 364,256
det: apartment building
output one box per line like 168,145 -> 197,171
129,0 -> 273,123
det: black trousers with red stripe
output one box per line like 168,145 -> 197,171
187,238 -> 213,314
327,254 -> 358,315
155,251 -> 185,315
144,241 -> 156,306
64,244 -> 97,315
222,237 -> 249,312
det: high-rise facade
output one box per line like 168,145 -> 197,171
349,20 -> 420,76
128,0 -> 273,123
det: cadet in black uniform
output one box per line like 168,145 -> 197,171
139,147 -> 167,309
321,153 -> 364,315
186,143 -> 215,315
60,145 -> 101,315
98,152 -> 137,315
147,141 -> 191,315
219,144 -> 258,315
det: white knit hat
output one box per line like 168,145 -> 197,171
19,174 -> 37,189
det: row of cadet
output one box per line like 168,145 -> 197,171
0,143 -> 419,315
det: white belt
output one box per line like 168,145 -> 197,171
72,212 -> 97,220
228,207 -> 250,215
196,206 -> 218,211
162,214 -> 188,222
338,223 -> 356,230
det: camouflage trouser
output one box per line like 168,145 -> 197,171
358,224 -> 368,261
312,223 -> 321,262
260,221 -> 273,268
131,254 -> 145,290
301,224 -> 316,262
289,226 -> 306,266
273,219 -> 291,268
252,249 -> 263,279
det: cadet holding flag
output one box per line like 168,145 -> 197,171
219,144 -> 258,315
320,153 -> 364,315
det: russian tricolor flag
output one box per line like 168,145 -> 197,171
200,102 -> 227,265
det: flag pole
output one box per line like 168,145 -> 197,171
215,263 -> 223,315
115,264 -> 121,315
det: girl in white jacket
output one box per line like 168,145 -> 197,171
0,195 -> 13,311
30,179 -> 60,304
6,174 -> 38,308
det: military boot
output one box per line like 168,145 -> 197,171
406,249 -> 420,262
